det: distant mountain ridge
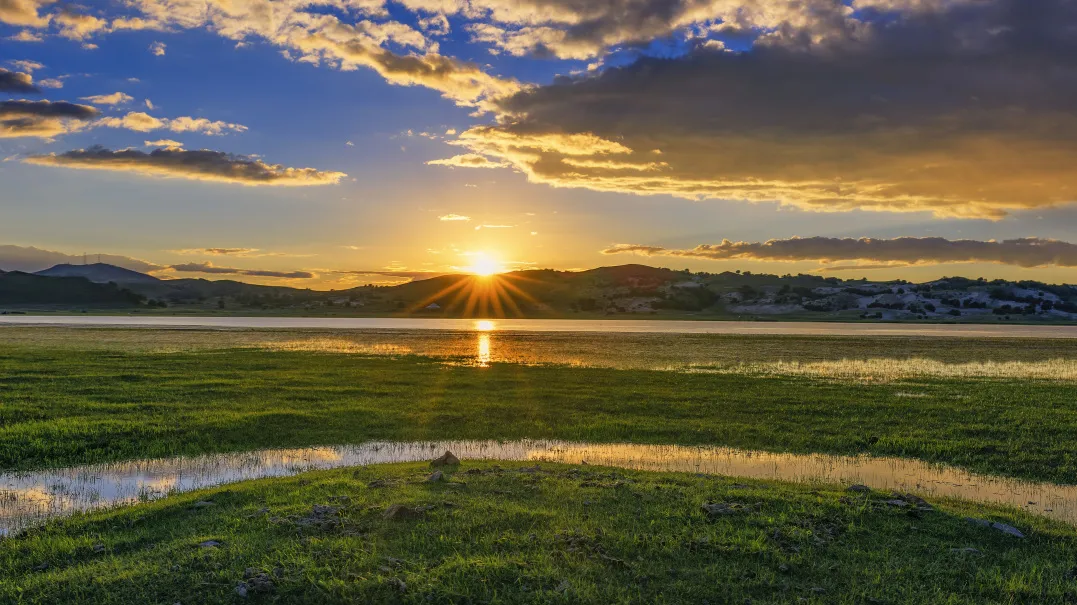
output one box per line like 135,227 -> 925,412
3,263 -> 1077,322
35,263 -> 161,284
0,271 -> 145,306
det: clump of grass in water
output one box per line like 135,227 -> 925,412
686,357 -> 1077,382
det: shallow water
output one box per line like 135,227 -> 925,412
4,315 -> 1077,338
3,440 -> 1075,536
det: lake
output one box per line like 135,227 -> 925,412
2,315 -> 1077,337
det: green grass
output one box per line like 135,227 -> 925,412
2,461 -> 1072,604
3,344 -> 1077,483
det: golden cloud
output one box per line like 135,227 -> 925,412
603,237 -> 1077,269
24,146 -> 347,186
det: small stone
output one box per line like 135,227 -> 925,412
847,484 -> 871,493
950,547 -> 982,555
383,504 -> 424,520
235,584 -> 248,598
989,522 -> 1026,538
197,540 -> 221,548
427,470 -> 444,483
430,451 -> 460,467
192,501 -> 216,508
701,502 -> 745,516
884,499 -> 909,507
810,587 -> 826,594
32,563 -> 48,572
966,517 -> 1025,538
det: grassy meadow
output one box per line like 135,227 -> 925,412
4,461 -> 1075,604
2,327 -> 1077,602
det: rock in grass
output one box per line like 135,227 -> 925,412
383,504 -> 424,521
847,484 -> 871,493
427,470 -> 444,483
966,518 -> 1025,538
430,451 -> 460,467
950,547 -> 982,555
197,540 -> 221,548
701,502 -> 747,516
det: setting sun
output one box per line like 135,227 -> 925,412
463,253 -> 505,276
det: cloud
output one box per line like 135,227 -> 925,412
0,68 -> 38,93
8,29 -> 44,41
438,213 -> 472,221
24,146 -> 347,186
7,59 -> 43,72
0,244 -> 162,273
96,111 -> 246,134
602,237 -> 1077,269
54,10 -> 108,40
0,99 -> 98,139
148,41 -> 166,56
144,138 -> 183,148
112,0 -> 521,109
172,247 -> 260,256
80,92 -> 134,105
0,0 -> 52,27
168,262 -> 314,279
436,0 -> 1077,219
36,77 -> 63,88
427,153 -> 507,168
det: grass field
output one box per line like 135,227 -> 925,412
1,329 -> 1077,482
3,327 -> 1076,603
3,461 -> 1072,604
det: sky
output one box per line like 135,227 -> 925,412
5,0 -> 1077,288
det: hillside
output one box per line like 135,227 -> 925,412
36,263 -> 161,285
0,271 -> 145,307
3,263 -> 1077,322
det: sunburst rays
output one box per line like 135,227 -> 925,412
407,272 -> 546,318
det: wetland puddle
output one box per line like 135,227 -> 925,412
3,440 -> 1076,536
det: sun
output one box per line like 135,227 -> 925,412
463,252 -> 505,276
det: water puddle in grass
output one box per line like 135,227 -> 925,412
2,440 -> 1076,536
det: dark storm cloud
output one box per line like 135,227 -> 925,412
440,0 -> 1077,219
0,99 -> 98,138
603,237 -> 1077,268
0,68 -> 39,93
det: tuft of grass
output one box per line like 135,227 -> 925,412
2,462 -> 1073,604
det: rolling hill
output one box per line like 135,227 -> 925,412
36,263 -> 161,285
0,271 -> 145,306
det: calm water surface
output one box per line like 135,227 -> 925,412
3,440 -> 1074,536
4,315 -> 1077,337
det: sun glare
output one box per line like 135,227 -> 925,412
463,253 -> 505,276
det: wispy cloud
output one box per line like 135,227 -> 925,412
80,91 -> 134,105
168,262 -> 314,279
438,213 -> 472,221
603,237 -> 1077,269
25,146 -> 347,186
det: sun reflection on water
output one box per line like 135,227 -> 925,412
477,334 -> 492,367
474,320 -> 496,331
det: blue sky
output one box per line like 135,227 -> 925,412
5,0 -> 1077,287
